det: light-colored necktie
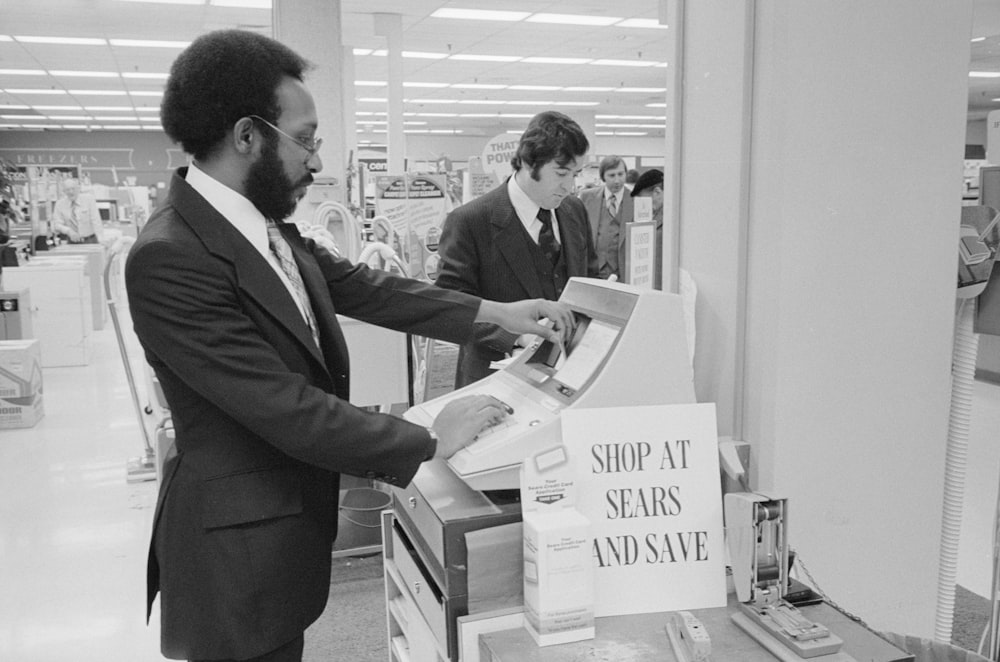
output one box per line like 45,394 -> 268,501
607,194 -> 618,217
266,222 -> 321,348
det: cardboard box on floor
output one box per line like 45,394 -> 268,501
0,339 -> 44,428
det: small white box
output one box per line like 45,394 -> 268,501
0,391 -> 44,428
522,508 -> 595,646
0,339 -> 42,399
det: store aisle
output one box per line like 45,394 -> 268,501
0,316 -> 165,661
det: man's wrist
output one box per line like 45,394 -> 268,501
424,426 -> 439,460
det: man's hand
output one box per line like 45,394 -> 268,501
431,394 -> 511,459
476,299 -> 574,347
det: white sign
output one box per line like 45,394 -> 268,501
988,109 -> 1000,165
624,222 -> 656,289
481,132 -> 519,183
633,196 -> 653,223
560,403 -> 727,617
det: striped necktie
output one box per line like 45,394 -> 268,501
266,222 -> 321,348
536,208 -> 561,265
607,194 -> 618,217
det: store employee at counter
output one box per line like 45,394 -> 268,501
51,178 -> 104,244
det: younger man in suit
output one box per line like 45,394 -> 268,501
436,111 -> 599,388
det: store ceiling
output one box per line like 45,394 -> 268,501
1,0 -> 998,141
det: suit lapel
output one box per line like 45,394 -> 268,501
491,188 -> 546,297
168,172 -> 330,371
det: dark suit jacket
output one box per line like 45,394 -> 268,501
579,185 -> 634,279
126,168 -> 481,660
435,182 -> 598,387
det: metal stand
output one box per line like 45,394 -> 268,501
104,237 -> 157,483
989,468 -> 1000,660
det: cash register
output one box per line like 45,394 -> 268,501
404,277 -> 697,491
385,278 -> 697,661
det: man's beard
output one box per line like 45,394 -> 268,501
244,136 -> 308,222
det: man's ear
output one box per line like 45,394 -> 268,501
233,117 -> 256,155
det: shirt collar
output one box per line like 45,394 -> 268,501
184,163 -> 270,258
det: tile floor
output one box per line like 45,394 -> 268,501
1,302 -> 998,661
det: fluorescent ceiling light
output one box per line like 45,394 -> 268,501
970,71 -> 1000,78
430,129 -> 461,134
85,106 -> 132,111
452,84 -> 507,90
615,87 -> 666,93
369,50 -> 388,57
355,81 -> 386,87
23,124 -> 60,129
105,125 -> 142,129
403,82 -> 449,88
110,38 -> 190,48
358,97 -> 388,103
122,72 -> 169,79
0,69 -> 46,76
142,125 -> 164,130
450,54 -> 522,62
407,99 -> 458,104
616,18 -> 668,29
509,85 -> 561,91
135,107 -> 160,112
431,9 -> 530,21
598,114 -> 665,120
0,36 -> 12,42
521,57 -> 591,65
412,112 -> 458,117
47,115 -> 91,121
498,113 -> 533,118
403,51 -> 449,59
353,48 -> 373,56
130,91 -> 163,96
93,116 -> 138,120
62,125 -> 90,129
211,0 -> 272,7
565,86 -> 614,92
0,105 -> 30,110
553,101 -> 599,106
70,90 -> 127,95
458,113 -> 499,118
597,123 -> 664,128
15,36 -> 107,45
1,115 -> 42,120
5,89 -> 67,95
971,37 -> 987,43
33,105 -> 82,110
590,59 -> 657,67
613,131 -> 646,136
526,13 -> 622,26
646,102 -> 667,107
458,99 -> 504,105
507,100 -> 552,106
50,70 -> 120,78
116,0 -> 202,4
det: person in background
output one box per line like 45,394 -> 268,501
435,110 -> 599,388
126,30 -> 573,662
51,178 -> 104,244
626,167 -> 640,189
579,155 -> 633,281
630,168 -> 665,289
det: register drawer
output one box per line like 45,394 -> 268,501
391,518 -> 449,648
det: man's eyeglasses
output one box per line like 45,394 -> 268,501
248,115 -> 322,158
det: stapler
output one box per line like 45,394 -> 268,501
725,493 -> 848,660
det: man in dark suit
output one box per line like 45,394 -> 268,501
126,31 -> 573,662
579,155 -> 634,281
435,111 -> 599,388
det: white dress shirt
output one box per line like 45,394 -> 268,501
507,175 -> 561,244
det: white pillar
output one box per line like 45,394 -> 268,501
272,0 -> 346,187
680,0 -> 974,637
374,13 -> 405,174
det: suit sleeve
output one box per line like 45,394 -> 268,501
126,235 -> 436,486
435,206 -> 519,357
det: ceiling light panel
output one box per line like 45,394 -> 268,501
14,36 -> 107,45
431,9 -> 530,22
526,14 -> 622,27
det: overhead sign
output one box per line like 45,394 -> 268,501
481,132 -> 519,184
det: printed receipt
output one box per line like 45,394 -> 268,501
554,320 -> 619,391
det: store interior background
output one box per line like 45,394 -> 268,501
3,0 -> 1000,659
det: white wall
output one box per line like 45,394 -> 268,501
683,0 -> 972,637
